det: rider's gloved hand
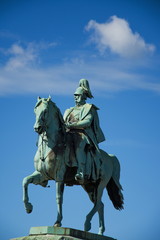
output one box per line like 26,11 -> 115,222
65,122 -> 76,129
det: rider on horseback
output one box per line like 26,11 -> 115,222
64,79 -> 105,183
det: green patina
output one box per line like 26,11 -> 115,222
22,79 -> 124,236
11,226 -> 117,240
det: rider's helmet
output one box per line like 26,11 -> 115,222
74,79 -> 93,99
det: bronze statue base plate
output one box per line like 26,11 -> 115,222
11,226 -> 117,240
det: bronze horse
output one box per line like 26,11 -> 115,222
23,97 -> 124,235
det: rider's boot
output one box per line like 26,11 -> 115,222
75,147 -> 87,183
75,163 -> 86,184
75,171 -> 84,182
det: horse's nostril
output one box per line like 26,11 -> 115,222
34,127 -> 38,132
34,126 -> 42,133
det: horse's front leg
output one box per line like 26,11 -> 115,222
54,181 -> 64,227
23,173 -> 34,213
23,170 -> 48,213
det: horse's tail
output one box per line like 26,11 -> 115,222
106,155 -> 124,210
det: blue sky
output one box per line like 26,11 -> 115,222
1,0 -> 160,240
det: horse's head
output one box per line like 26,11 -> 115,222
34,96 -> 51,134
34,96 -> 65,136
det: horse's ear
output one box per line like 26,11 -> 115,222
47,95 -> 51,101
37,96 -> 41,101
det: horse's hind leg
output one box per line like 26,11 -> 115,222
54,181 -> 64,227
83,183 -> 105,235
22,170 -> 48,213
84,197 -> 103,233
98,201 -> 105,235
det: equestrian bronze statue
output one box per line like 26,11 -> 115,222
23,79 -> 124,235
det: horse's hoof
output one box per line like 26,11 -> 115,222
84,221 -> 91,232
98,231 -> 104,235
54,221 -> 62,227
25,202 -> 33,214
98,227 -> 105,235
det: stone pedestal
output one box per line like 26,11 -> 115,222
11,226 -> 117,240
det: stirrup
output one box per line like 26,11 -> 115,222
75,172 -> 84,181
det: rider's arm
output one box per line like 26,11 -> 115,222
67,113 -> 93,129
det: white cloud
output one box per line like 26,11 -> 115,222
0,56 -> 160,96
0,41 -> 159,96
5,43 -> 37,70
85,16 -> 155,58
1,41 -> 58,70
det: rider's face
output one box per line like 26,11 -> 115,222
74,94 -> 84,105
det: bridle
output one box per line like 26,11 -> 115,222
36,100 -> 66,162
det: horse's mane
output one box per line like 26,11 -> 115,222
49,100 -> 65,126
34,97 -> 65,134
43,99 -> 65,135
35,98 -> 62,117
